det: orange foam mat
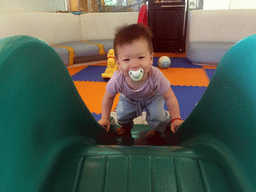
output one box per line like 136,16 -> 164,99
159,68 -> 209,87
67,65 -> 88,76
203,66 -> 217,69
73,81 -> 119,114
67,63 -> 108,76
154,52 -> 186,58
93,62 -> 108,66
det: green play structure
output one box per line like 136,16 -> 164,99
0,35 -> 256,192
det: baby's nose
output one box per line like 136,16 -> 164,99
130,63 -> 140,70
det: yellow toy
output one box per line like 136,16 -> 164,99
101,49 -> 118,78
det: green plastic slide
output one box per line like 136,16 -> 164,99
0,35 -> 255,192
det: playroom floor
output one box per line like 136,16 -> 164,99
67,57 -> 216,124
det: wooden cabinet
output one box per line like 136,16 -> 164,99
148,0 -> 188,53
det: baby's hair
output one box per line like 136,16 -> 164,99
114,24 -> 153,58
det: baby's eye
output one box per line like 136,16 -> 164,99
139,56 -> 145,59
123,59 -> 130,62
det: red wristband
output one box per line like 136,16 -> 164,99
170,118 -> 182,123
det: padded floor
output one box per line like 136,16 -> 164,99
67,58 -> 217,120
53,145 -> 233,192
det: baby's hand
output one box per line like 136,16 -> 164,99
171,119 -> 183,134
98,118 -> 111,132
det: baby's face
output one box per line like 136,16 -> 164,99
116,38 -> 153,80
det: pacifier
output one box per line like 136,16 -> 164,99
129,69 -> 144,81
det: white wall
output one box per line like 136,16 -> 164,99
203,0 -> 230,10
80,12 -> 139,40
0,0 -> 66,12
202,0 -> 256,10
188,9 -> 256,43
230,0 -> 256,9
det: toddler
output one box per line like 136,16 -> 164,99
98,24 -> 183,139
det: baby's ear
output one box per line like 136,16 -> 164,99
116,59 -> 120,66
150,53 -> 154,65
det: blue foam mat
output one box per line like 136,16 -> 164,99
92,85 -> 206,122
204,69 -> 216,80
72,65 -> 108,82
72,58 -> 204,82
165,86 -> 207,120
92,113 -> 101,121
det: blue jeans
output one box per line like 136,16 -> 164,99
116,94 -> 170,133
